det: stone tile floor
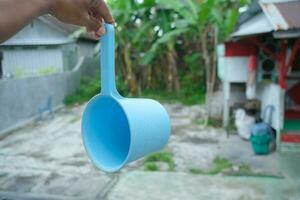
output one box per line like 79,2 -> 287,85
0,104 -> 297,200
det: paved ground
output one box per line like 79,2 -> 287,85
107,172 -> 300,200
0,104 -> 298,200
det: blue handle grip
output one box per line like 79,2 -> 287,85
100,24 -> 119,97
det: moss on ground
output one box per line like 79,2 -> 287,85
144,151 -> 175,172
189,156 -> 255,176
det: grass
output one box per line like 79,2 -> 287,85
144,162 -> 159,171
64,76 -> 100,106
189,168 -> 205,174
189,156 -> 253,176
144,151 -> 175,171
189,157 -> 283,178
194,117 -> 237,133
226,117 -> 238,135
238,163 -> 252,174
194,118 -> 223,128
140,89 -> 205,105
207,156 -> 233,175
64,76 -> 205,106
207,119 -> 223,128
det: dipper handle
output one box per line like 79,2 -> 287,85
100,24 -> 119,97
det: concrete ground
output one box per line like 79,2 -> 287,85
0,104 -> 299,200
108,172 -> 300,200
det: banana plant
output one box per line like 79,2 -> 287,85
139,0 -> 247,115
105,0 -> 249,101
108,0 -> 155,95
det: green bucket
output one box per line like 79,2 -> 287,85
250,134 -> 271,155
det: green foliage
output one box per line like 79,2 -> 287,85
140,51 -> 205,104
181,52 -> 205,95
226,118 -> 238,134
238,163 -> 252,174
207,118 -> 223,128
188,157 -> 254,176
156,0 -> 198,26
195,118 -> 222,128
208,156 -> 233,174
116,75 -> 130,96
140,28 -> 188,65
106,0 -> 249,97
144,162 -> 159,171
144,151 -> 175,171
189,168 -> 205,174
188,157 -> 233,175
64,75 -> 204,106
198,0 -> 215,27
140,89 -> 205,105
69,0 -> 250,104
64,74 -> 130,106
64,76 -> 100,106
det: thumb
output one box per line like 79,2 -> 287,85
82,13 -> 101,32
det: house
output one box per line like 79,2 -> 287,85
0,15 -> 97,79
218,0 -> 300,151
0,15 -> 99,135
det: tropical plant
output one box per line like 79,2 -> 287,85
99,0 -> 250,107
139,0 -> 249,116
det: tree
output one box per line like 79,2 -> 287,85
141,0 -> 248,116
105,0 -> 249,109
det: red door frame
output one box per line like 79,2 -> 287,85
279,40 -> 288,89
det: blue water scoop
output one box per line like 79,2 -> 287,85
81,24 -> 171,172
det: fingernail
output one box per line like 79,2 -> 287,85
92,32 -> 100,40
96,27 -> 106,36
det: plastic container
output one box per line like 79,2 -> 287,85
235,109 -> 255,140
250,134 -> 271,155
250,105 -> 275,155
81,24 -> 171,172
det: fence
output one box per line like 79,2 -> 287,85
0,56 -> 99,136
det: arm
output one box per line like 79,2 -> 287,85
0,0 -> 49,43
0,0 -> 114,43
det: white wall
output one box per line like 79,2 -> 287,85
0,70 -> 81,135
218,56 -> 249,82
221,56 -> 249,126
223,57 -> 248,83
77,41 -> 97,58
256,82 -> 284,132
2,48 -> 63,78
0,56 -> 99,135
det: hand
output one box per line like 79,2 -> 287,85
49,0 -> 114,39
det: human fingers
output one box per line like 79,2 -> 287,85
94,17 -> 106,38
90,0 -> 114,24
82,12 -> 101,33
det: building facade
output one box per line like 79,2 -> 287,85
0,15 -> 97,79
218,0 -> 300,151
